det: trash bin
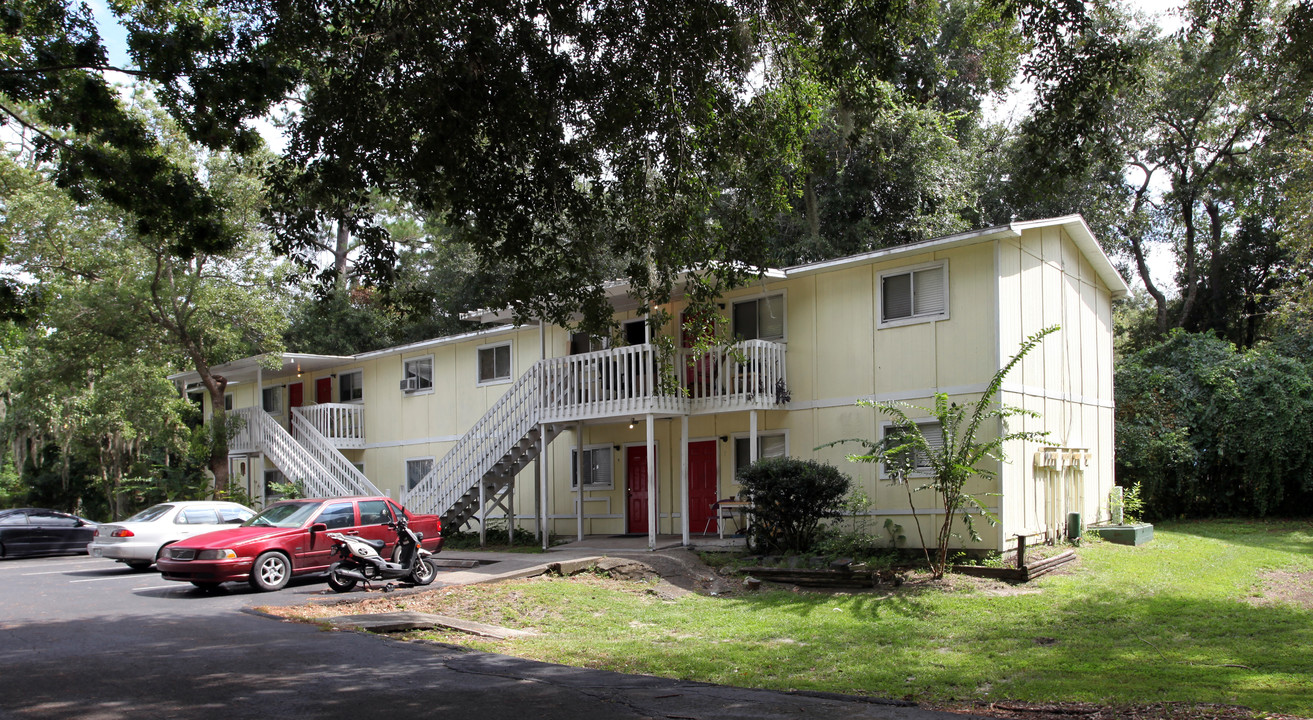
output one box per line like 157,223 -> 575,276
1066,512 -> 1082,540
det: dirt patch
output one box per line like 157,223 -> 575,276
927,700 -> 1308,720
1246,568 -> 1313,611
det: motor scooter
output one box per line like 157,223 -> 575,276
325,515 -> 437,592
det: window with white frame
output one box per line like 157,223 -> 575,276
881,421 -> 944,475
570,446 -> 614,489
733,433 -> 788,477
261,387 -> 282,414
880,262 -> 947,325
400,356 -> 433,393
405,457 -> 434,491
732,294 -> 785,341
339,370 -> 363,402
477,343 -> 512,384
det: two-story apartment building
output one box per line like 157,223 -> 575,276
175,215 -> 1129,552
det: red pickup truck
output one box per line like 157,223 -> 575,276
156,496 -> 442,592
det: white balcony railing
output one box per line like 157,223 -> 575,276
680,339 -> 789,412
293,403 -> 365,448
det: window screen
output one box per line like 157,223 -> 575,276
733,295 -> 785,341
406,458 -> 435,491
403,357 -> 433,392
478,345 -> 511,383
882,265 -> 947,323
339,371 -> 363,402
571,447 -> 614,489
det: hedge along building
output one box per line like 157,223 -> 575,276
174,215 -> 1129,552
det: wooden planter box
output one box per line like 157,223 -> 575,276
952,549 -> 1076,582
1094,523 -> 1154,546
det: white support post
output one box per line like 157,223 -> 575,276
680,415 -> 689,547
576,422 -> 584,542
646,412 -> 656,551
478,481 -> 487,548
749,410 -> 759,464
540,425 -> 549,551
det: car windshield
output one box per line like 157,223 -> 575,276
124,504 -> 173,523
244,502 -> 323,529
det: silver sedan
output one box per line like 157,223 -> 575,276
88,501 -> 255,570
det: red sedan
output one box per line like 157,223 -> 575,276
156,496 -> 442,592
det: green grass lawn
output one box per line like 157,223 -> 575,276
386,520 -> 1313,714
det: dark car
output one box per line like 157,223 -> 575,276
155,496 -> 442,592
0,508 -> 98,559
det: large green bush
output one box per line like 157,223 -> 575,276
1115,330 -> 1313,518
737,456 -> 850,554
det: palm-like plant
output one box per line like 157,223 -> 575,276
826,326 -> 1058,578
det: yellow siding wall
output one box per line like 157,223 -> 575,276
221,227 -> 1115,553
997,227 -> 1116,545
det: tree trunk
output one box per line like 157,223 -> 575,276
1123,164 -> 1170,335
203,373 -> 230,493
1177,192 -> 1202,329
334,219 -> 350,290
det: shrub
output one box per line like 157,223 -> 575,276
737,456 -> 851,554
1115,331 -> 1313,518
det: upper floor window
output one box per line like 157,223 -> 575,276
339,370 -> 363,402
882,421 -> 944,476
571,446 -> 614,490
880,262 -> 947,326
733,294 -> 785,341
478,343 -> 512,384
262,387 -> 282,414
401,356 -> 433,394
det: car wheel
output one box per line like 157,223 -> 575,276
326,563 -> 357,593
410,558 -> 437,586
124,561 -> 153,571
249,551 -> 291,592
191,581 -> 221,591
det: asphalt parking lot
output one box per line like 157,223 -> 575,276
0,553 -> 975,720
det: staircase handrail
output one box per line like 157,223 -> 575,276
233,407 -> 352,498
402,363 -> 544,514
290,407 -> 381,496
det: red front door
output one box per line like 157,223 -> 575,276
315,377 -> 332,404
687,441 -> 718,534
627,446 -> 649,535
